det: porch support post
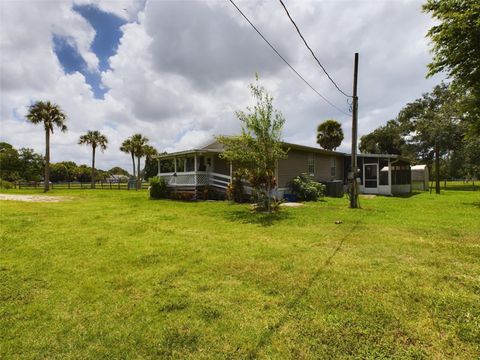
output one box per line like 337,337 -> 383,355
174,156 -> 177,186
229,162 -> 233,184
157,159 -> 161,176
194,153 -> 198,198
194,153 -> 198,181
388,158 -> 392,195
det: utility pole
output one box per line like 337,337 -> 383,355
350,53 -> 360,208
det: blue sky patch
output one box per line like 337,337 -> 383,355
52,4 -> 126,99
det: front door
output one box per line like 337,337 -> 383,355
364,163 -> 378,191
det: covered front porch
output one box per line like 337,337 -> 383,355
156,150 -> 232,191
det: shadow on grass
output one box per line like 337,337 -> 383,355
223,208 -> 291,227
462,201 -> 480,209
442,185 -> 478,191
248,215 -> 364,358
391,192 -> 423,198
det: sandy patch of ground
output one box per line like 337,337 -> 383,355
360,194 -> 377,199
0,194 -> 71,203
280,202 -> 304,208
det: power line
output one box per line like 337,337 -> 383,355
278,0 -> 352,98
227,0 -> 351,116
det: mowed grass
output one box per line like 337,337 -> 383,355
0,188 -> 479,359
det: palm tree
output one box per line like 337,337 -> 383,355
317,119 -> 344,151
26,101 -> 67,192
130,134 -> 149,189
78,131 -> 108,189
120,138 -> 136,178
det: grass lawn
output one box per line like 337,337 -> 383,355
1,188 -> 479,359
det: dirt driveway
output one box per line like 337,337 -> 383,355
0,194 -> 71,203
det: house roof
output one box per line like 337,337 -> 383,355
155,137 -> 409,162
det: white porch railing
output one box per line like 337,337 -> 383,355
157,172 -> 231,189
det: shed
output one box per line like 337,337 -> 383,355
411,164 -> 429,191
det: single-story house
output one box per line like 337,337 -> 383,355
156,139 -> 411,197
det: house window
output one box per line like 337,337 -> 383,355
330,158 -> 336,177
308,154 -> 315,176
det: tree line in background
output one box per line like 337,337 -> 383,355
357,0 -> 480,194
1,101 -> 160,191
316,0 -> 480,194
0,142 -> 130,184
358,83 -> 479,193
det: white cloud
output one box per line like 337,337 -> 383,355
1,0 -> 444,172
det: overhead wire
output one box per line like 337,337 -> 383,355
278,0 -> 352,98
227,0 -> 351,116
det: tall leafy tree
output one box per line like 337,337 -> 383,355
26,101 -> 67,192
78,130 -> 108,189
120,138 -> 136,178
423,0 -> 480,135
359,120 -> 405,155
463,138 -> 480,188
217,77 -> 287,213
108,167 -> 130,177
0,142 -> 21,181
316,119 -> 344,151
398,83 -> 464,194
18,148 -> 44,181
142,145 -> 159,180
130,134 -> 149,189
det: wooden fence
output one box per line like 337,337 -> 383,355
13,181 -> 149,190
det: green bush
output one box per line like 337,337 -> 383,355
0,180 -> 13,190
149,177 -> 170,199
289,173 -> 325,201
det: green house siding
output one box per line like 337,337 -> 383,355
277,150 -> 344,188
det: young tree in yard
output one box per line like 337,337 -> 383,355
26,101 -> 67,192
120,138 -> 136,178
316,119 -> 344,151
398,83 -> 464,194
217,77 -> 287,213
423,0 -> 480,136
78,131 -> 108,189
130,134 -> 149,189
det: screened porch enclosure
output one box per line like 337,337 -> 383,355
345,155 -> 411,195
157,151 -> 231,190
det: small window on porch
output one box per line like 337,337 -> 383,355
160,159 -> 174,173
197,156 -> 206,171
308,154 -> 315,176
176,158 -> 185,173
185,157 -> 195,172
330,158 -> 336,177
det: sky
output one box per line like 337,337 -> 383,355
0,0 -> 443,171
